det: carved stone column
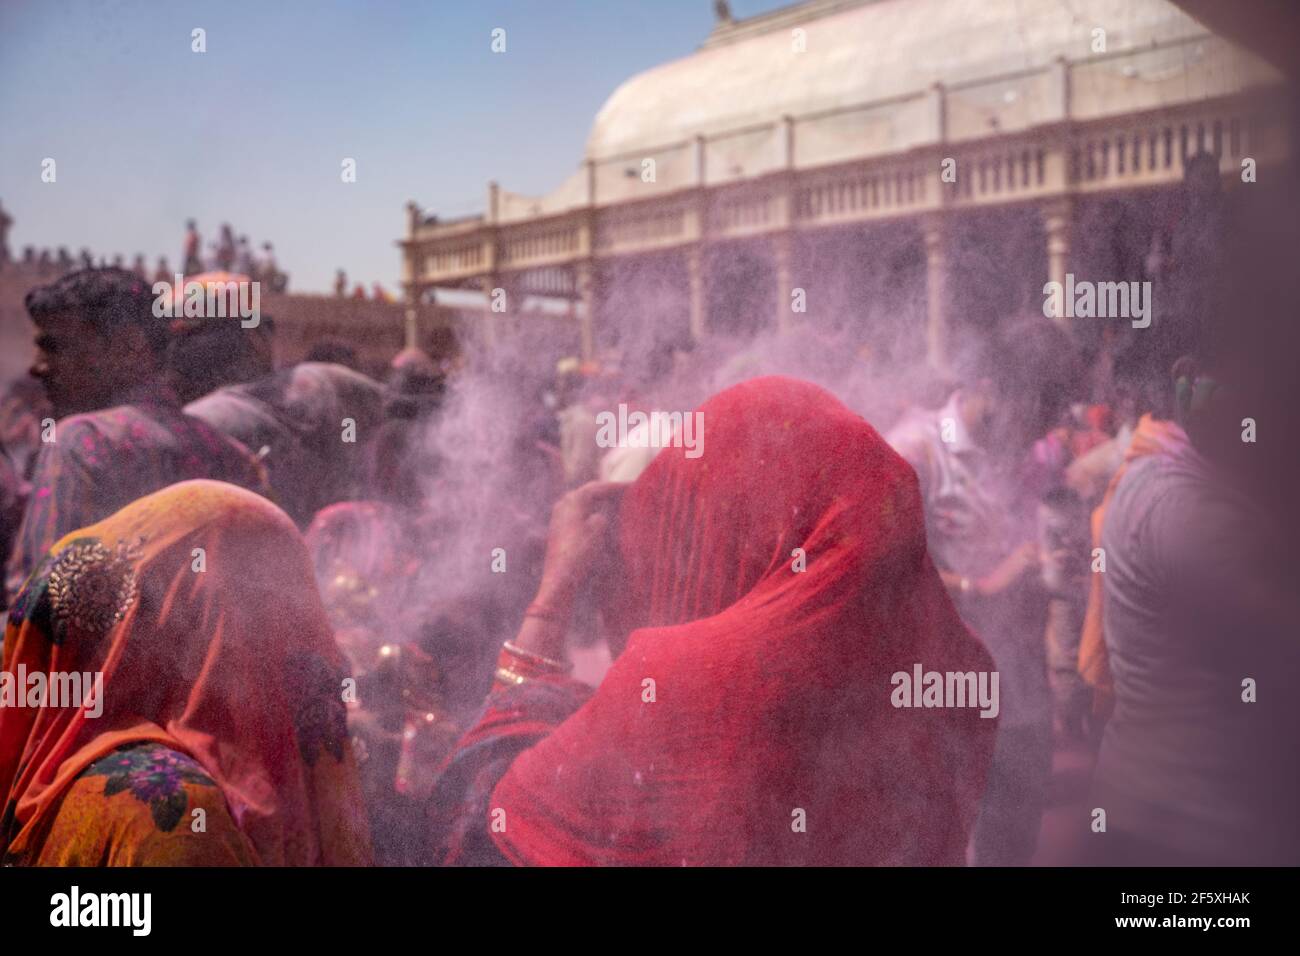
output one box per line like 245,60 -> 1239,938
1043,199 -> 1073,331
480,273 -> 499,349
575,259 -> 595,360
921,215 -> 949,373
773,230 -> 793,334
687,243 -> 706,343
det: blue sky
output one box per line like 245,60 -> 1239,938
0,0 -> 785,293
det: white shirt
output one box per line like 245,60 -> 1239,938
887,392 -> 1047,727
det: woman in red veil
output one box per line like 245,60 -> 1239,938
428,376 -> 996,865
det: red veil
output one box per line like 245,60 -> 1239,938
491,377 -> 997,865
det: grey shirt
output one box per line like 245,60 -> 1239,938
1094,444 -> 1288,860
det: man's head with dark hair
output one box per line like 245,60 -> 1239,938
167,316 -> 276,404
304,338 -> 360,370
1183,151 -> 1222,203
1111,338 -> 1176,423
955,315 -> 1085,453
1173,171 -> 1300,514
365,416 -> 432,506
385,346 -> 445,417
25,267 -> 172,418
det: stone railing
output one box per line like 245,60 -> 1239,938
405,33 -> 1286,285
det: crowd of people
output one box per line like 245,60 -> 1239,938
0,213 -> 289,295
181,221 -> 288,293
333,268 -> 396,302
0,168 -> 1295,867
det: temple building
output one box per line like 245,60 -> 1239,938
400,0 -> 1290,369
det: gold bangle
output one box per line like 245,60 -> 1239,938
494,665 -> 529,686
503,640 -> 572,674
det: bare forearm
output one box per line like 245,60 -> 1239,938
512,609 -> 570,662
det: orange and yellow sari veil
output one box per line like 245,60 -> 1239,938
0,480 -> 370,865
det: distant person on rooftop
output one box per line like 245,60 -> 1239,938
182,220 -> 202,275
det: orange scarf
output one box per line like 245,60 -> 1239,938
1077,415 -> 1189,716
1,480 -> 370,865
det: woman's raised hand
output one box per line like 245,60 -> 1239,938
534,481 -> 627,614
